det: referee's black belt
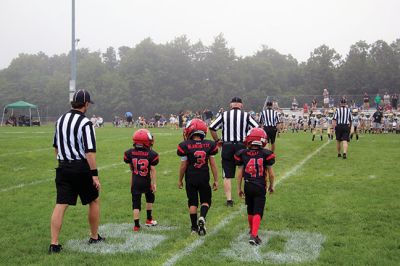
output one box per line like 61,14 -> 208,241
58,159 -> 87,164
223,141 -> 244,144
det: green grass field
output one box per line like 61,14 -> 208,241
0,125 -> 399,265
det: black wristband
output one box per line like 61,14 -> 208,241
91,169 -> 98,176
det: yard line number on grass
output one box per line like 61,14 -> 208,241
162,141 -> 330,266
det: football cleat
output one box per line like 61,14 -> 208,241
249,235 -> 261,246
133,226 -> 141,232
226,200 -> 234,207
191,226 -> 199,235
145,219 -> 158,226
88,234 -> 105,244
48,244 -> 62,254
198,217 -> 207,236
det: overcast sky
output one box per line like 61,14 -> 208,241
0,0 -> 399,69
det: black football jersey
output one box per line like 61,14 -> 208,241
124,147 -> 159,193
234,148 -> 275,188
177,139 -> 218,181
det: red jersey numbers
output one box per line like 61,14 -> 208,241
193,150 -> 206,169
245,158 -> 264,178
131,158 -> 149,177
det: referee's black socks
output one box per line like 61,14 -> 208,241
200,205 -> 209,219
190,213 -> 197,228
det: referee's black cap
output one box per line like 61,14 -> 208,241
72,89 -> 94,104
231,97 -> 242,103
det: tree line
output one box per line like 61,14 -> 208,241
0,34 -> 399,120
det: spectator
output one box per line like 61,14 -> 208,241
303,103 -> 309,115
178,111 -> 184,128
97,116 -> 104,127
91,115 -> 98,127
374,94 -> 381,109
363,92 -> 370,110
125,111 -> 133,127
383,92 -> 390,107
203,109 -> 214,125
323,88 -> 329,108
154,113 -> 161,127
311,98 -> 317,110
329,96 -> 335,108
391,93 -> 398,110
291,97 -> 298,110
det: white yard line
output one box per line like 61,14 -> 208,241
162,141 -> 329,266
0,178 -> 53,193
0,149 -> 177,193
0,147 -> 52,157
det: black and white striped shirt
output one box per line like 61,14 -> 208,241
259,108 -> 281,127
209,108 -> 258,142
333,107 -> 352,125
53,109 -> 96,161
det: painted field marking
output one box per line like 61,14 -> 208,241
162,141 -> 330,266
0,147 -> 52,157
222,230 -> 326,264
66,223 -> 176,254
0,178 -> 53,193
0,149 -> 177,193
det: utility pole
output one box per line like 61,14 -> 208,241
69,0 -> 76,102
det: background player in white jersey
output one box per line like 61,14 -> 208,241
290,114 -> 297,133
309,112 -> 316,136
350,109 -> 360,140
312,112 -> 325,141
364,113 -> 372,133
326,110 -> 334,140
383,114 -> 390,134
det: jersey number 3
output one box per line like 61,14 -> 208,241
194,151 -> 207,168
245,158 -> 264,178
131,158 -> 149,176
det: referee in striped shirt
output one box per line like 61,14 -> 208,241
332,97 -> 352,159
259,101 -> 281,152
209,97 -> 258,206
49,89 -> 104,253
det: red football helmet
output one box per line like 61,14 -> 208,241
245,128 -> 267,147
183,119 -> 208,140
132,129 -> 154,148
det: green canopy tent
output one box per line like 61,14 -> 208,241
1,101 -> 41,126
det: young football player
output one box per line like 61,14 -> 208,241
312,112 -> 325,141
326,110 -> 334,140
350,109 -> 360,140
364,113 -> 372,134
235,128 -> 275,245
124,129 -> 159,231
177,119 -> 219,235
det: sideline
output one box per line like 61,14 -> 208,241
162,141 -> 330,266
0,149 -> 176,193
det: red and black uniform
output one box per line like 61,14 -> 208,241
177,139 -> 218,207
124,147 -> 159,210
235,148 -> 275,217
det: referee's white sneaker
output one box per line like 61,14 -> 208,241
198,216 -> 207,236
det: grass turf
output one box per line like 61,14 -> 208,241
0,125 -> 399,265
